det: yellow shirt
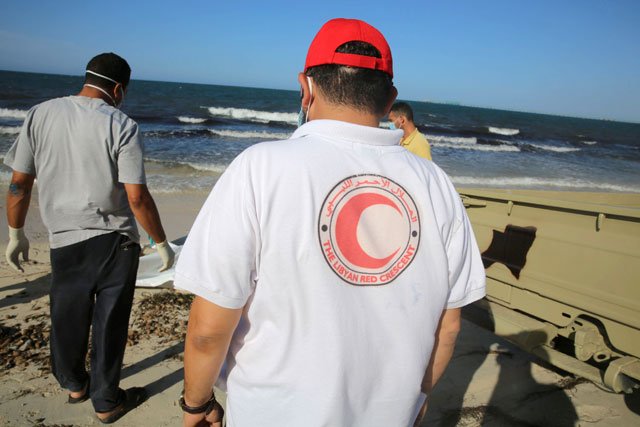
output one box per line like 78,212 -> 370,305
400,128 -> 432,160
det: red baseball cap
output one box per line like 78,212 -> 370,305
304,18 -> 393,78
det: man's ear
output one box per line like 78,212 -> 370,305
297,72 -> 312,110
113,83 -> 124,104
383,85 -> 398,116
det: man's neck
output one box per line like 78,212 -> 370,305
77,85 -> 113,105
403,122 -> 417,139
311,99 -> 381,128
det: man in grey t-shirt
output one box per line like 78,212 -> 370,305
4,52 -> 174,424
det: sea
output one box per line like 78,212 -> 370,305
1,70 -> 639,194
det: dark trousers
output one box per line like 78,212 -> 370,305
49,232 -> 140,412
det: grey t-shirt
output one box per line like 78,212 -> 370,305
4,96 -> 146,248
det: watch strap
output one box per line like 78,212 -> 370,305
179,391 -> 217,414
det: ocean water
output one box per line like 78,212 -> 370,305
1,70 -> 639,193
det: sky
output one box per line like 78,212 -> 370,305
1,0 -> 639,123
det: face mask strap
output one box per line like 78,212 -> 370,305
305,76 -> 313,123
85,70 -> 125,107
83,83 -> 117,107
86,69 -> 119,85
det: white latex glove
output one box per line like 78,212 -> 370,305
156,240 -> 175,272
6,226 -> 30,272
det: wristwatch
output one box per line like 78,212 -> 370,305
179,390 -> 217,415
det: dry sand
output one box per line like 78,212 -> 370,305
1,190 -> 639,426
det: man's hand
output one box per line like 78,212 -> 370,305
182,400 -> 224,427
156,240 -> 175,272
6,226 -> 29,272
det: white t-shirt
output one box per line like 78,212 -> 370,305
175,119 -> 486,427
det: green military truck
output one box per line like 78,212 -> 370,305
460,188 -> 640,393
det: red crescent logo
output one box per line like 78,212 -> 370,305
335,193 -> 401,269
318,174 -> 421,286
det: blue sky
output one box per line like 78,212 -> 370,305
1,0 -> 639,122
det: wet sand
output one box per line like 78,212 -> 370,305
1,190 -> 639,426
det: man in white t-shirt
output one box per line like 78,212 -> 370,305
175,18 -> 485,427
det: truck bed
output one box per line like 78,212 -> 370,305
458,187 -> 640,393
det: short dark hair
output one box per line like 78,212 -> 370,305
85,52 -> 131,89
390,102 -> 414,122
306,41 -> 394,116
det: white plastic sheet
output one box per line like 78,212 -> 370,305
135,242 -> 182,288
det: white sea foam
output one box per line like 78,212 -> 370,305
530,144 -> 581,153
452,176 -> 640,192
488,126 -> 520,136
178,116 -> 207,124
206,107 -> 297,124
183,162 -> 228,173
0,108 -> 28,119
145,173 -> 219,193
426,134 -> 477,144
0,126 -> 21,135
208,129 -> 291,140
433,142 -> 520,152
144,158 -> 228,174
425,133 -> 521,152
582,140 -> 598,145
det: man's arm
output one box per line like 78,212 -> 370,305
7,171 -> 35,228
5,171 -> 35,272
414,308 -> 462,426
183,296 -> 243,427
124,183 -> 167,243
124,183 -> 175,271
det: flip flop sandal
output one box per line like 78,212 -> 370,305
67,381 -> 90,404
97,387 -> 148,424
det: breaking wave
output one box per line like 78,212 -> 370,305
0,126 -> 21,135
426,134 -> 477,144
208,129 -> 291,140
488,126 -> 520,136
530,144 -> 581,153
0,108 -> 28,119
178,116 -> 208,124
206,107 -> 297,124
434,142 -> 520,152
452,176 -> 640,192
145,158 -> 227,174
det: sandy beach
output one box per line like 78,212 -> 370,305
1,189 -> 639,426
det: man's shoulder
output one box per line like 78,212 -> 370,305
109,108 -> 137,129
29,97 -> 69,114
415,130 -> 429,143
222,138 -> 299,178
242,137 -> 296,158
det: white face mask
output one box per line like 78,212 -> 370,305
84,69 -> 125,108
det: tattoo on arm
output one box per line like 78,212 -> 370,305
9,183 -> 30,197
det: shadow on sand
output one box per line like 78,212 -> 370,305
0,269 -> 51,310
121,341 -> 185,399
420,303 -> 579,427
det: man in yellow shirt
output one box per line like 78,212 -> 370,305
388,102 -> 432,160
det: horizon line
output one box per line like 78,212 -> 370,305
1,68 -> 638,125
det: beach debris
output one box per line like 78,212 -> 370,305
0,322 -> 51,373
128,291 -> 193,345
0,290 -> 193,374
